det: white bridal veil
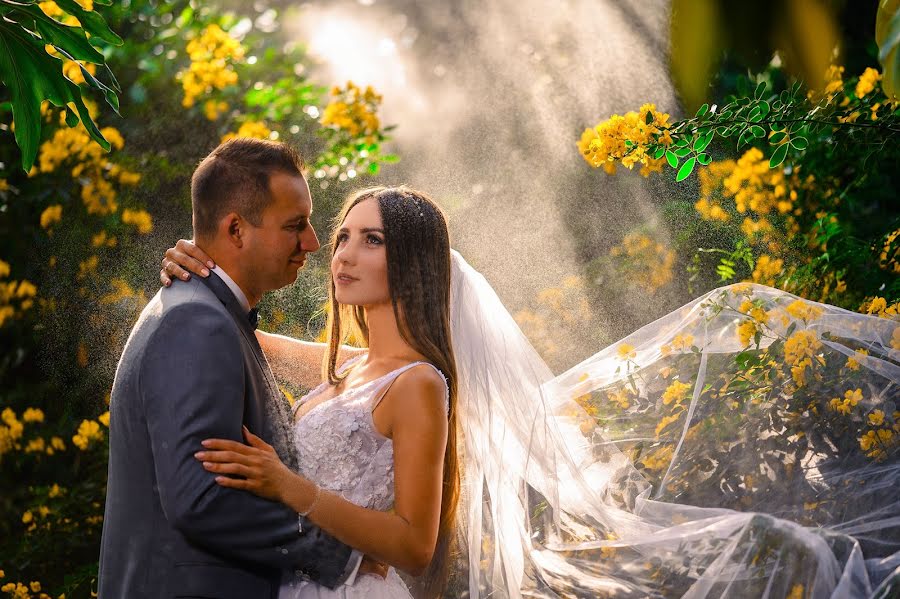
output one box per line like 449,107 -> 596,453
447,250 -> 899,598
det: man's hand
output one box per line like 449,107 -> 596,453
357,555 -> 389,579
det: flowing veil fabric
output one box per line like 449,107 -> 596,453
447,250 -> 899,598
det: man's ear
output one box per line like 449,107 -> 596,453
220,212 -> 245,248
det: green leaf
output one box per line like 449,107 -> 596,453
64,104 -> 78,127
769,143 -> 789,168
176,6 -> 194,28
754,81 -> 767,100
749,125 -> 766,138
697,152 -> 711,165
769,131 -> 788,145
695,103 -> 709,118
14,5 -> 105,63
790,136 -> 809,150
0,21 -> 109,171
625,139 -> 633,148
367,162 -> 380,175
652,146 -> 666,159
645,109 -> 653,125
53,0 -> 123,45
676,156 -> 696,182
674,146 -> 691,157
665,149 -> 678,168
693,131 -> 713,153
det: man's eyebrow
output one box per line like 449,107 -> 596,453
285,214 -> 309,224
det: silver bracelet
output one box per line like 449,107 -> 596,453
297,485 -> 322,533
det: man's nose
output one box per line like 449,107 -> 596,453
301,224 -> 320,253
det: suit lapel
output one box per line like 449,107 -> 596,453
197,275 -> 298,469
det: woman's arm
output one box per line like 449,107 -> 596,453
157,239 -> 364,389
256,331 -> 364,391
196,366 -> 448,576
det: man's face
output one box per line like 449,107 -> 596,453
243,172 -> 320,294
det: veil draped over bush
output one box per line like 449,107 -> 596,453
448,250 -> 899,598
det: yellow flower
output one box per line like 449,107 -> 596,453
785,299 -> 823,323
50,436 -> 65,451
23,407 -> 44,423
784,330 -> 822,366
751,255 -> 783,286
30,581 -> 41,592
846,348 -> 868,371
662,380 -> 692,406
121,208 -> 153,234
40,204 -> 62,229
892,327 -> 900,351
98,411 -> 110,427
72,418 -> 103,450
787,584 -> 804,599
48,483 -> 63,498
178,24 -> 245,107
203,99 -> 229,121
578,104 -> 672,175
791,357 -> 813,388
221,120 -> 272,142
0,259 -> 9,278
855,67 -> 881,99
609,232 -> 675,293
868,410 -> 885,426
22,510 -> 33,523
655,413 -> 682,438
736,319 -> 758,347
616,343 -> 636,360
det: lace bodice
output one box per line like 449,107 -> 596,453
292,356 -> 448,511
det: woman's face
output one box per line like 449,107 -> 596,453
331,198 -> 390,307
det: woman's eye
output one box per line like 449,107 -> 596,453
367,235 -> 383,245
336,233 -> 348,243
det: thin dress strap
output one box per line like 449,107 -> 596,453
370,361 -> 450,414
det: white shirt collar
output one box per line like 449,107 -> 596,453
211,266 -> 251,313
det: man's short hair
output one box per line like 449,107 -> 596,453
191,138 -> 305,239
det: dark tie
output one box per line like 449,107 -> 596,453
248,307 -> 259,330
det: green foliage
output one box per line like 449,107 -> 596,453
0,0 -> 122,171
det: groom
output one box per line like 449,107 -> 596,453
99,138 -> 361,598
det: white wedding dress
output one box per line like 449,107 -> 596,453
278,356 -> 448,599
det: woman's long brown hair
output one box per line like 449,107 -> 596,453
323,186 -> 459,597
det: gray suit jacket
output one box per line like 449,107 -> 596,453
98,273 -> 353,599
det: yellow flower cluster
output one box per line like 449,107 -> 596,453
513,275 -> 592,363
736,319 -> 758,347
846,348 -> 869,371
0,579 -> 50,599
877,228 -> 900,274
204,99 -> 229,121
642,445 -> 674,471
179,24 -> 245,108
655,413 -> 683,438
221,120 -> 272,143
609,232 -> 675,293
36,123 -> 140,216
724,148 -> 794,216
71,418 -> 103,450
577,103 -> 671,176
694,160 -> 736,221
1,407 -> 67,459
828,388 -> 862,415
751,255 -> 783,286
320,81 -> 383,141
855,67 -> 881,99
662,380 -> 692,407
605,387 -> 631,410
784,330 -> 822,387
785,299 -> 823,322
860,296 -> 900,318
859,428 -> 895,460
0,259 -> 37,328
808,65 -> 845,104
121,208 -> 153,234
39,205 -> 62,230
661,333 -> 694,356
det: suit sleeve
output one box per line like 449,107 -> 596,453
140,303 -> 353,587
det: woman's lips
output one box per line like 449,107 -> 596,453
335,274 -> 357,285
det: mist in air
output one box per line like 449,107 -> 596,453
287,0 -> 682,362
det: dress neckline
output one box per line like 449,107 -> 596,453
293,355 -> 427,420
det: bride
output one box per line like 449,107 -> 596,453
161,186 -> 900,598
